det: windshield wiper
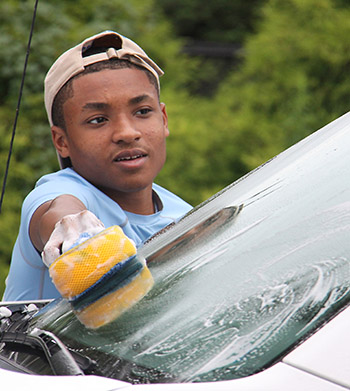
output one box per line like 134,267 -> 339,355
0,327 -> 84,375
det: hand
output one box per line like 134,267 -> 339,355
42,210 -> 105,267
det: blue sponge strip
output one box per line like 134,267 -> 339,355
69,255 -> 143,311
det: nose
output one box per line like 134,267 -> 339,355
112,116 -> 141,144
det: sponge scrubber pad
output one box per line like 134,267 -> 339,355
49,225 -> 153,329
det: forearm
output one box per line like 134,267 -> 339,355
30,194 -> 87,252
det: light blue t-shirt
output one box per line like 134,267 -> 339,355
3,168 -> 192,301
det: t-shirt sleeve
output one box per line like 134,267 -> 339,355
22,177 -> 91,227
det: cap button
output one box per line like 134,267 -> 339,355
107,47 -> 119,59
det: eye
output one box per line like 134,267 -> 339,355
135,108 -> 152,116
88,116 -> 107,125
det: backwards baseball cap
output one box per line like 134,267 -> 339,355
44,30 -> 164,128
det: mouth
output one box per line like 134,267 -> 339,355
115,153 -> 147,162
113,150 -> 148,166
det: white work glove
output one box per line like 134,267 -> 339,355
42,210 -> 105,267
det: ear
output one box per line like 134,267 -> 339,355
160,102 -> 170,137
51,126 -> 70,158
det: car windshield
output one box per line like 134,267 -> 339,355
30,113 -> 350,383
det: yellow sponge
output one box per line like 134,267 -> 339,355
49,225 -> 153,329
76,266 -> 153,329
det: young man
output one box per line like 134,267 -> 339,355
3,31 -> 192,301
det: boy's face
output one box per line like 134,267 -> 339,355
52,67 -> 169,208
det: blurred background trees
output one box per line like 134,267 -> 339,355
1,0 -> 350,295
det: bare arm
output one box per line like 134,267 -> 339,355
29,194 -> 87,253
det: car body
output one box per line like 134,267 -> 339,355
1,111 -> 350,390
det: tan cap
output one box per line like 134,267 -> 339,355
44,30 -> 164,128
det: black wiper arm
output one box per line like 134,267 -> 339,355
1,328 -> 84,376
30,328 -> 84,376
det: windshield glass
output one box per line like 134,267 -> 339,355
31,113 -> 350,383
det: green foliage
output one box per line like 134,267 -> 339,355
157,89 -> 247,205
155,0 -> 266,42
213,0 -> 350,171
159,0 -> 350,203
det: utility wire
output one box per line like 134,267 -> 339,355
0,0 -> 39,214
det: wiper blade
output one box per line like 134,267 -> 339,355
1,328 -> 84,376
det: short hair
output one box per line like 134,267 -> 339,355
51,58 -> 160,130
